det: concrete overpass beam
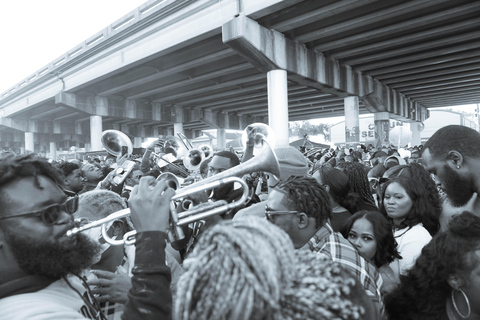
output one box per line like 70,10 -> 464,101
25,132 -> 34,153
50,142 -> 57,161
223,15 -> 430,122
267,70 -> 289,147
90,115 -> 103,151
410,121 -> 423,147
374,112 -> 390,149
217,128 -> 226,150
344,97 -> 360,145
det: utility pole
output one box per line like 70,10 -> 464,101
477,103 -> 480,132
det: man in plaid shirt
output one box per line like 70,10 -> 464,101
265,176 -> 383,314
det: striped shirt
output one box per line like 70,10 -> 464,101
300,223 -> 384,310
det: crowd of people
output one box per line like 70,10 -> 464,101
0,124 -> 479,319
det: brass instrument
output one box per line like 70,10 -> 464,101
66,132 -> 280,245
242,123 -> 276,154
183,148 -> 205,172
101,130 -> 133,157
304,147 -> 323,158
199,144 -> 213,159
177,132 -> 193,150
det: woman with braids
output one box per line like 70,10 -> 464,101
312,164 -> 364,231
342,211 -> 402,295
381,162 -> 442,235
336,161 -> 378,212
175,217 -> 380,320
380,176 -> 440,279
385,211 -> 480,320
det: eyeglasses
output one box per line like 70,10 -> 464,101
0,196 -> 79,225
265,205 -> 299,220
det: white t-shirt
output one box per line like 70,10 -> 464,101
0,276 -> 88,320
389,223 -> 432,278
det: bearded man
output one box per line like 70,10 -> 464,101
423,125 -> 480,227
0,154 -> 175,319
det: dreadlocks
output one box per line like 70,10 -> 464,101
275,176 -> 331,229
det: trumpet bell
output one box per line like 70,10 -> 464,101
242,123 -> 276,154
163,136 -> 188,160
183,148 -> 205,171
101,130 -> 133,157
157,172 -> 184,190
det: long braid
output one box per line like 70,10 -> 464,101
342,162 -> 376,206
175,217 -> 295,320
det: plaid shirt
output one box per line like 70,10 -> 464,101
300,223 -> 384,310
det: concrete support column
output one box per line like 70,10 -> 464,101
217,128 -> 226,150
90,115 -> 103,151
410,122 -> 422,147
85,143 -> 91,152
374,112 -> 390,149
174,122 -> 184,136
344,97 -> 360,146
25,132 -> 34,153
133,137 -> 143,148
267,70 -> 289,147
50,142 -> 57,161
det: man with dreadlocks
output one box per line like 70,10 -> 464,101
0,154 -> 175,319
266,176 -> 384,314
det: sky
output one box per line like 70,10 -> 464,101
0,1 -> 477,128
0,0 -> 147,94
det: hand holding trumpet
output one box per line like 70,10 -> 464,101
128,177 -> 175,233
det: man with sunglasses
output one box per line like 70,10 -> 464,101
0,154 -> 176,319
265,175 -> 384,315
234,146 -> 309,219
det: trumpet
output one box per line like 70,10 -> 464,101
66,131 -> 280,245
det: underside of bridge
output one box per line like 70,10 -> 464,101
0,0 -> 479,153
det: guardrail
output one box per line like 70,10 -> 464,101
0,0 -> 180,101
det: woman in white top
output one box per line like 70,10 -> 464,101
380,177 -> 440,277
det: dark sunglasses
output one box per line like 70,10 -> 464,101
0,196 -> 79,226
264,205 -> 299,220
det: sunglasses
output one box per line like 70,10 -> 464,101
0,196 -> 79,226
264,205 -> 299,220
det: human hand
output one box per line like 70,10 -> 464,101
88,270 -> 131,304
245,125 -> 255,146
147,138 -> 164,151
128,177 -> 174,232
101,170 -> 119,188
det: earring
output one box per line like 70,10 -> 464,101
456,165 -> 461,169
452,288 -> 471,318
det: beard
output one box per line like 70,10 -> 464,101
443,164 -> 475,207
4,231 -> 100,280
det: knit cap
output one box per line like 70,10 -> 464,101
274,146 -> 309,181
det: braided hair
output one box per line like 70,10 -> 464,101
175,217 -> 373,320
338,162 -> 376,207
175,217 -> 295,320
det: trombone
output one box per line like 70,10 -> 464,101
66,131 -> 280,245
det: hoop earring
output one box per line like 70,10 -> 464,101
452,288 -> 471,319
